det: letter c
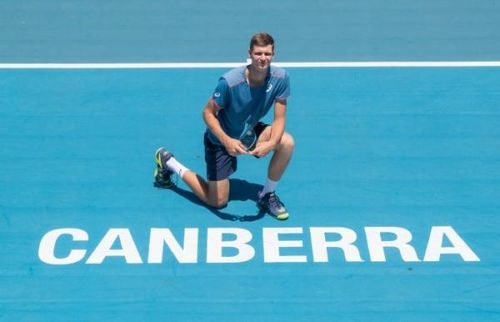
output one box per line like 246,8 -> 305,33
38,228 -> 88,265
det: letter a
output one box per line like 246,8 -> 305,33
424,226 -> 480,262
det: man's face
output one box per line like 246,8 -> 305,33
249,45 -> 274,72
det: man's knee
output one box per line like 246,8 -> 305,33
279,132 -> 295,152
207,180 -> 230,209
208,195 -> 228,209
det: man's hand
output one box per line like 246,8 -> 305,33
223,137 -> 249,156
249,140 -> 276,158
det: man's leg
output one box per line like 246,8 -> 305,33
155,147 -> 231,209
267,132 -> 295,181
254,127 -> 295,220
256,126 -> 295,191
181,172 -> 230,208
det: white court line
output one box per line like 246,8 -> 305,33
0,61 -> 500,69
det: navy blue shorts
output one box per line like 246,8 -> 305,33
204,122 -> 268,181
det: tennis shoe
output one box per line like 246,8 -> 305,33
154,147 -> 174,188
257,191 -> 289,220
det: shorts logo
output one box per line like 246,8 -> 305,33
214,92 -> 221,98
266,84 -> 273,93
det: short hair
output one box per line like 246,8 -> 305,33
249,32 -> 275,51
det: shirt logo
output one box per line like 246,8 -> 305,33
214,92 -> 221,98
266,84 -> 273,93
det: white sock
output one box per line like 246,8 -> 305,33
166,157 -> 189,179
260,178 -> 278,197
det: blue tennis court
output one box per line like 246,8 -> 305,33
1,1 -> 500,321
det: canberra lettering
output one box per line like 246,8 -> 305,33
38,226 -> 480,265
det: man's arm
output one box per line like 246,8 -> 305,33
202,99 -> 248,156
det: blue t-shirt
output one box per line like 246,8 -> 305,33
206,65 -> 290,145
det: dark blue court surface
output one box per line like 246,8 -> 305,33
1,1 -> 499,62
1,1 -> 500,321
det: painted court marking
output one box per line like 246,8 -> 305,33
1,61 -> 500,69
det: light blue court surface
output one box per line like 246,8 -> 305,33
1,67 -> 500,321
2,1 -> 500,321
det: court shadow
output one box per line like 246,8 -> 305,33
168,178 -> 266,222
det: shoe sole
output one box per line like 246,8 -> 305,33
154,148 -> 165,170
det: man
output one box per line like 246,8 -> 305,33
154,32 -> 294,220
